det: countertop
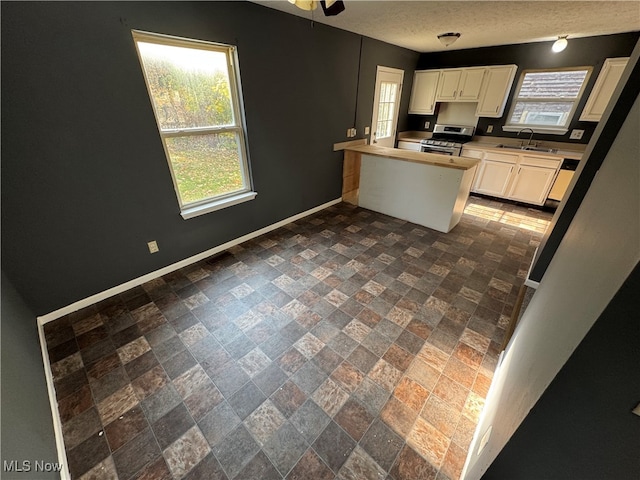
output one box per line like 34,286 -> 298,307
463,141 -> 584,161
345,145 -> 479,171
397,132 -> 585,160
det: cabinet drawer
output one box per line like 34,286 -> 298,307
519,155 -> 561,169
461,148 -> 484,160
484,151 -> 518,164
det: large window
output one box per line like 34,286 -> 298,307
505,67 -> 591,134
133,31 -> 254,219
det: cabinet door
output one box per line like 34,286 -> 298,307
436,69 -> 463,101
476,65 -> 517,117
458,68 -> 486,101
579,57 -> 629,122
409,70 -> 440,114
473,160 -> 515,197
507,164 -> 557,205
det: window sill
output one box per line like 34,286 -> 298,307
502,125 -> 568,135
180,191 -> 257,219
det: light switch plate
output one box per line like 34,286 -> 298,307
424,121 -> 430,129
570,129 -> 584,140
364,126 -> 370,135
487,125 -> 494,133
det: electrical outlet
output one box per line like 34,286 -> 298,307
570,129 -> 584,140
147,240 -> 159,254
364,126 -> 370,135
478,426 -> 492,455
424,121 -> 430,129
487,125 -> 494,133
351,128 -> 357,137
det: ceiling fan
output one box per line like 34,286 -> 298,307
288,0 -> 345,16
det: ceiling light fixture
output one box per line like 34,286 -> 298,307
288,0 -> 317,11
437,32 -> 461,47
552,36 -> 569,53
288,0 -> 345,16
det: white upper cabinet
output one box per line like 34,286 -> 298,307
579,57 -> 629,122
436,67 -> 486,102
458,68 -> 487,101
436,69 -> 463,101
409,70 -> 441,114
476,65 -> 518,118
408,64 -> 517,117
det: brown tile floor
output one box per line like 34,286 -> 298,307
43,196 -> 552,480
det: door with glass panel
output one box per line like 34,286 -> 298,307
370,66 -> 404,147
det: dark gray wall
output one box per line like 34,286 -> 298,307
1,1 -> 419,315
483,262 -> 640,479
410,32 -> 639,145
1,273 -> 59,478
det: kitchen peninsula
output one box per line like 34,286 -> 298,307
342,145 -> 479,233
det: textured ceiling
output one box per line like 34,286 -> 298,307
251,1 -> 640,52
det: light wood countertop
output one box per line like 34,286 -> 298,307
463,141 -> 584,161
345,145 -> 479,171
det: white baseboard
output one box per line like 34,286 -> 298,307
37,319 -> 71,480
37,198 -> 342,324
36,198 -> 342,479
524,246 -> 541,289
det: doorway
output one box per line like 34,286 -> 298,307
370,66 -> 404,147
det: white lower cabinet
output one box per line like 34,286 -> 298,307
473,156 -> 517,197
506,163 -> 557,205
470,149 -> 561,206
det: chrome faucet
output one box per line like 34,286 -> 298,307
518,128 -> 535,146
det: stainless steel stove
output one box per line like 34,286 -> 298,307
420,124 -> 475,156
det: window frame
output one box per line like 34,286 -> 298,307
132,30 -> 255,219
503,66 -> 592,135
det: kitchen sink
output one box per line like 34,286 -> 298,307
495,144 -> 558,154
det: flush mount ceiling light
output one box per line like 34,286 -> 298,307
438,32 -> 460,47
288,0 -> 345,16
437,32 -> 461,47
552,36 -> 569,52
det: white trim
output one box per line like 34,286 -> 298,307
132,30 -> 254,216
180,191 -> 257,219
37,319 -> 71,480
502,125 -> 568,135
37,198 -> 342,324
524,246 -> 540,289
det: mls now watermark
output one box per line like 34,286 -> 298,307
4,460 -> 63,473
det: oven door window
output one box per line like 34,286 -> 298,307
421,145 -> 455,156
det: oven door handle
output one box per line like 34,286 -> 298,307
421,145 -> 455,154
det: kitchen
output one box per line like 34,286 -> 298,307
2,2 -> 638,480
339,33 -> 636,229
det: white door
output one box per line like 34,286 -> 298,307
371,66 -> 404,147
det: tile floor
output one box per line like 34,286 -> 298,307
43,196 -> 552,480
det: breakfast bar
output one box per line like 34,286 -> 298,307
342,145 -> 479,233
